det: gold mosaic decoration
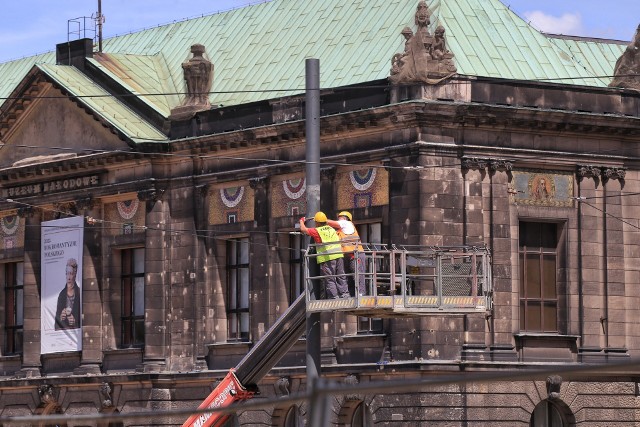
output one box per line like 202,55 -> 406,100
336,166 -> 389,210
271,174 -> 307,218
509,170 -> 574,207
209,183 -> 255,225
0,211 -> 24,250
104,198 -> 146,235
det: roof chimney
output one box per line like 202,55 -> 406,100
56,38 -> 94,68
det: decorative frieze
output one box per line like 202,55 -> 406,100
576,164 -> 602,179
603,167 -> 626,181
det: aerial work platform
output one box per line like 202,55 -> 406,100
304,244 -> 492,317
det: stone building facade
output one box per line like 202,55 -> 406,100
0,0 -> 639,425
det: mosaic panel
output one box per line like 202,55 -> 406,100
271,175 -> 307,218
509,170 -> 574,207
0,211 -> 24,250
336,167 -> 389,210
104,198 -> 146,236
209,184 -> 255,225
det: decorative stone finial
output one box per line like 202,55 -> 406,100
170,44 -> 214,120
389,1 -> 456,85
610,24 -> 640,91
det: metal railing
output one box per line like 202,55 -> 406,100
304,243 -> 492,315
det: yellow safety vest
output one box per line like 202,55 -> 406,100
315,225 -> 343,264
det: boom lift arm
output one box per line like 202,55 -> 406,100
182,292 -> 307,427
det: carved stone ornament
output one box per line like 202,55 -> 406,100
389,1 -> 457,85
169,44 -> 214,120
546,375 -> 562,400
461,157 -> 488,171
489,159 -> 513,172
249,176 -> 268,190
604,167 -> 626,181
577,165 -> 602,178
275,377 -> 290,396
344,374 -> 360,401
137,187 -> 165,203
100,382 -> 114,409
38,384 -> 57,406
610,25 -> 640,91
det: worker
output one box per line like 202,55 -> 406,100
299,212 -> 350,299
327,211 -> 367,296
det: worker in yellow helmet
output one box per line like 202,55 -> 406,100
327,211 -> 367,296
299,212 -> 350,299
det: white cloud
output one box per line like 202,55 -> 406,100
523,11 -> 585,36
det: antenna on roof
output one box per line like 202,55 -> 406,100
96,0 -> 104,52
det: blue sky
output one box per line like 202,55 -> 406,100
0,0 -> 638,63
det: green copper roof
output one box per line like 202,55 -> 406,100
37,64 -> 168,143
0,0 -> 630,116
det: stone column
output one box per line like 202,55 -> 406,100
488,160 -> 516,361
74,197 -> 102,375
602,168 -> 627,360
460,158 -> 489,360
138,188 -> 168,372
576,165 -> 604,362
17,207 -> 42,377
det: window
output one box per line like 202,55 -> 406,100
289,234 -> 304,303
121,248 -> 145,347
519,222 -> 558,332
4,262 -> 23,354
228,238 -> 250,341
356,223 -> 383,334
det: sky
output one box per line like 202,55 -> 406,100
0,0 -> 638,63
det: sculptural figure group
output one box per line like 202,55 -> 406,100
389,1 -> 457,85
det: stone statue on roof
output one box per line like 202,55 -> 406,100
610,24 -> 640,91
389,1 -> 457,85
169,44 -> 214,120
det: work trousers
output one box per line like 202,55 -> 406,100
320,257 -> 349,299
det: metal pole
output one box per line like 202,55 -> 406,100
97,0 -> 103,52
305,58 -> 321,393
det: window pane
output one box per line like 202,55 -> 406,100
133,248 -> 145,274
543,255 -> 557,298
16,288 -> 23,325
527,302 -> 542,331
520,304 -> 525,330
16,263 -> 23,286
544,303 -> 557,332
134,277 -> 145,316
370,223 -> 382,243
239,239 -> 249,264
229,313 -> 237,336
241,312 -> 249,334
526,254 -> 541,298
134,319 -> 145,345
229,241 -> 237,265
240,270 -> 249,308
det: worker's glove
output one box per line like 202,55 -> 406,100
299,217 -> 306,222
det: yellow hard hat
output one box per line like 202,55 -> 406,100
314,211 -> 327,223
338,211 -> 352,221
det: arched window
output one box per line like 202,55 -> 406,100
530,400 -> 568,427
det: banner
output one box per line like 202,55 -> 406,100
41,216 -> 84,354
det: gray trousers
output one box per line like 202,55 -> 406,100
347,253 -> 367,295
320,258 -> 349,298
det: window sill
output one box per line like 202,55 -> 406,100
206,342 -> 252,370
514,333 -> 580,341
514,333 -> 579,362
103,348 -> 143,374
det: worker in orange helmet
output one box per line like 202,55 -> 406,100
327,211 -> 367,296
299,212 -> 350,299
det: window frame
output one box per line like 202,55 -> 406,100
4,261 -> 24,355
121,247 -> 145,348
519,221 -> 561,333
227,237 -> 250,341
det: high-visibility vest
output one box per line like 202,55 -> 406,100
315,225 -> 343,264
337,224 -> 364,254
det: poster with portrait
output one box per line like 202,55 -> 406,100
41,216 -> 84,354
